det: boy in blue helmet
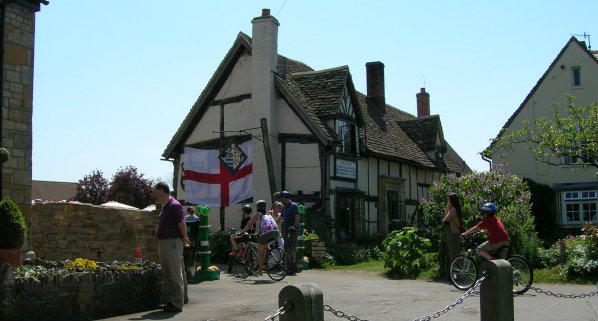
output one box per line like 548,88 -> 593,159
461,203 -> 510,260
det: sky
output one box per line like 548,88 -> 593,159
31,0 -> 598,183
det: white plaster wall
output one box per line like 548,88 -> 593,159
215,53 -> 252,100
186,106 -> 220,144
493,42 -> 598,186
285,143 -> 320,193
224,99 -> 253,131
277,98 -> 311,135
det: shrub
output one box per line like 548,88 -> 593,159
0,199 -> 27,249
382,227 -> 431,278
421,164 -> 539,263
209,231 -> 232,263
327,244 -> 358,265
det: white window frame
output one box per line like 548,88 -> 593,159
559,190 -> 598,224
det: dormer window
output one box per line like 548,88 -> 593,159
336,85 -> 359,154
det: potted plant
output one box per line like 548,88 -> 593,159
0,198 -> 27,269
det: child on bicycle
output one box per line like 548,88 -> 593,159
239,200 -> 280,277
461,202 -> 510,260
230,204 -> 255,252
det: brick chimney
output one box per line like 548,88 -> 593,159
416,88 -> 430,117
366,61 -> 386,115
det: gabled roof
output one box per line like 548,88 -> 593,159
164,32 -> 471,174
489,37 -> 598,150
397,115 -> 445,153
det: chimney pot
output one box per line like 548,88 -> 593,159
366,61 -> 386,115
262,8 -> 270,17
416,88 -> 430,117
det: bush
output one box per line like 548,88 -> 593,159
106,166 -> 154,209
209,231 -> 232,263
421,164 -> 539,263
382,227 -> 431,278
327,244 -> 358,265
536,222 -> 598,281
0,199 -> 26,249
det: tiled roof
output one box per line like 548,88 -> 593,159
164,32 -> 471,174
397,115 -> 442,152
32,180 -> 77,202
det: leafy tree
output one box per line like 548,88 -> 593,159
73,169 -> 108,205
485,95 -> 598,171
106,166 -> 154,209
421,165 -> 540,264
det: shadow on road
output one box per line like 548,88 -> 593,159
128,310 -> 179,320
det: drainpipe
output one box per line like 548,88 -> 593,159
481,154 -> 492,171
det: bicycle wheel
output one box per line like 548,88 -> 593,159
265,248 -> 287,281
230,255 -> 251,278
508,255 -> 533,295
449,254 -> 478,290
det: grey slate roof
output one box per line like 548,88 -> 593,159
164,32 -> 471,174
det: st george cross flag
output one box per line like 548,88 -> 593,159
183,141 -> 252,207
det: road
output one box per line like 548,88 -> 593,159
100,268 -> 598,321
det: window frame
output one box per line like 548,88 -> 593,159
571,66 -> 582,87
559,190 -> 598,224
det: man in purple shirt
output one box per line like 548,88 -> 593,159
154,182 -> 189,313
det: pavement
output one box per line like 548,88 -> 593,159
100,267 -> 598,321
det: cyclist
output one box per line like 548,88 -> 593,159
461,202 -> 510,260
239,200 -> 280,277
279,191 -> 300,273
230,204 -> 254,253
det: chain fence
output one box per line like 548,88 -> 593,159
264,280 -> 598,321
527,282 -> 598,299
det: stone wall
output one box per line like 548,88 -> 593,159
0,262 -> 163,321
2,1 -> 38,223
30,203 -> 160,262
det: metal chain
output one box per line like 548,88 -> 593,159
413,276 -> 487,321
528,283 -> 598,299
324,304 -> 370,321
264,302 -> 293,321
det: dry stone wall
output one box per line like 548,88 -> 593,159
30,203 -> 160,262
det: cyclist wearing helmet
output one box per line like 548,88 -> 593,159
461,202 -> 510,260
240,200 -> 280,276
230,204 -> 255,252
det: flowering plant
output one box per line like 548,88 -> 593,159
65,258 -> 98,269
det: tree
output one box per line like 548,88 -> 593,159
106,166 -> 154,209
73,169 -> 108,205
421,165 -> 540,264
485,95 -> 598,171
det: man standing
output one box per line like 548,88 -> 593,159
280,191 -> 300,273
154,182 -> 189,312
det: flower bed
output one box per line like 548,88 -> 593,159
0,258 -> 164,321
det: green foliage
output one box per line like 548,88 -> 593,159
538,222 -> 598,281
209,231 -> 232,263
382,227 -> 432,278
421,165 -> 539,263
0,199 -> 26,249
327,244 -> 358,265
489,95 -> 598,170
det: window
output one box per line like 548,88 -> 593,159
572,67 -> 581,87
336,195 -> 365,241
560,190 -> 598,224
336,85 -> 359,154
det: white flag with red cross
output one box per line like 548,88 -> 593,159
183,141 -> 252,207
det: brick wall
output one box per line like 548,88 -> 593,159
2,2 -> 37,222
30,203 -> 160,262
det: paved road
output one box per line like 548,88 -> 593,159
101,268 -> 598,321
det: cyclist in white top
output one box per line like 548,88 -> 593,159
239,200 -> 280,276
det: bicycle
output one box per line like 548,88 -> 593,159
449,231 -> 533,294
263,238 -> 288,281
227,229 -> 258,278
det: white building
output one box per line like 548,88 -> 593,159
163,9 -> 470,242
488,37 -> 598,228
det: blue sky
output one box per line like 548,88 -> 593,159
32,0 -> 598,183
